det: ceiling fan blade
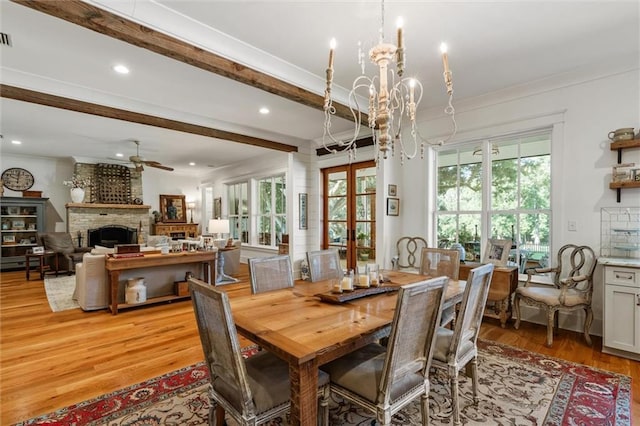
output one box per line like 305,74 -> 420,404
144,161 -> 174,171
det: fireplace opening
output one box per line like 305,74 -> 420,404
88,225 -> 137,248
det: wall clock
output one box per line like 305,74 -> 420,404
1,168 -> 35,191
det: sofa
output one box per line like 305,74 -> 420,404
74,242 -> 212,311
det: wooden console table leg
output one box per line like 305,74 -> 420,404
109,270 -> 121,315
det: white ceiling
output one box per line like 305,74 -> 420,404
1,0 -> 638,176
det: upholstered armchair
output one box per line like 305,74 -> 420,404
37,232 -> 91,274
513,244 -> 597,347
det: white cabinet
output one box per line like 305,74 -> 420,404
602,262 -> 640,360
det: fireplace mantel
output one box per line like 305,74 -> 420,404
66,203 -> 151,209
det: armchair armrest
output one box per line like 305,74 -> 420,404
524,266 -> 556,287
559,274 -> 588,289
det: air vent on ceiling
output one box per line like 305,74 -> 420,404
0,33 -> 11,46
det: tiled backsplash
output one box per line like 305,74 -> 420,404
601,207 -> 640,259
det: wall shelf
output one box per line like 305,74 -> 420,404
609,138 -> 640,202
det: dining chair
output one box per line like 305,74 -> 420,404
248,254 -> 293,294
514,244 -> 597,347
430,262 -> 494,426
420,248 -> 460,327
393,236 -> 428,271
322,276 -> 449,426
306,249 -> 342,282
188,277 -> 330,426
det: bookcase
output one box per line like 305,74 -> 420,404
1,197 -> 48,270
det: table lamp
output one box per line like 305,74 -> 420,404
187,202 -> 196,223
209,218 -> 229,248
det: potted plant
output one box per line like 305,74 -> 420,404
356,232 -> 368,247
357,232 -> 370,261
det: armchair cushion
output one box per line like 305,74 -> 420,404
515,287 -> 588,307
42,233 -> 75,254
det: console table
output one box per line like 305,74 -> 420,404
105,251 -> 216,315
459,262 -> 518,327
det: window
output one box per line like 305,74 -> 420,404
227,182 -> 248,243
436,130 -> 551,271
256,175 -> 286,247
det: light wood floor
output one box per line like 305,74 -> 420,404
1,266 -> 638,424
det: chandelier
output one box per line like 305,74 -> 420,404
322,0 -> 457,164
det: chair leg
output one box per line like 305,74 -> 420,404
450,367 -> 461,426
513,294 -> 521,329
584,307 -> 593,346
546,309 -> 555,347
319,385 -> 330,426
421,392 -> 429,426
469,357 -> 479,404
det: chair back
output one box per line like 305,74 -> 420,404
306,249 -> 342,282
553,244 -> 596,290
447,263 -> 494,361
419,248 -> 460,280
248,255 -> 294,294
188,277 -> 255,416
378,276 -> 448,405
394,236 -> 428,269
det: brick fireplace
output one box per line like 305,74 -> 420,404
66,203 -> 151,247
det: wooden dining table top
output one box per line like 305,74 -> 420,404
228,270 -> 466,426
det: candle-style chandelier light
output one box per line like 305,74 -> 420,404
322,0 -> 457,164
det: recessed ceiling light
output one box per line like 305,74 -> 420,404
259,107 -> 270,114
113,64 -> 130,74
11,140 -> 21,145
189,162 -> 196,166
115,153 -> 124,157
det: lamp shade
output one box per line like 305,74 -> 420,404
208,219 -> 229,234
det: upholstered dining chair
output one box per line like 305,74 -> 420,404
393,236 -> 428,271
514,244 -> 597,347
322,276 -> 448,426
306,249 -> 342,282
248,254 -> 293,294
430,263 -> 494,426
188,277 -> 330,426
420,248 -> 460,327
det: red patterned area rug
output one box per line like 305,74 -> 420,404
15,340 -> 631,425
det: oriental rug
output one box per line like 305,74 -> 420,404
15,341 -> 631,425
44,275 -> 79,312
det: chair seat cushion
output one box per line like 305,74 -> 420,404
432,327 -> 475,363
516,286 -> 588,307
322,343 -> 423,404
215,350 -> 329,415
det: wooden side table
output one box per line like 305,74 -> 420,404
459,262 -> 518,328
25,250 -> 58,281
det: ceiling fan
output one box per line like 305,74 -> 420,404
114,140 -> 174,172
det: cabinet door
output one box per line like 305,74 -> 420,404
604,283 -> 640,353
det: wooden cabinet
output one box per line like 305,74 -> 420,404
609,138 -> 640,202
1,197 -> 48,271
602,262 -> 640,360
459,262 -> 518,328
152,223 -> 198,239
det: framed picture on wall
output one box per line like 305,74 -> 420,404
388,184 -> 397,196
299,193 -> 308,230
386,198 -> 399,216
482,238 -> 512,267
159,194 -> 187,223
213,197 -> 222,219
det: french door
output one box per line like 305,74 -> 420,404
322,161 -> 376,271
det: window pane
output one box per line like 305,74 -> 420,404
240,183 -> 248,214
275,176 -> 286,214
329,197 -> 347,220
520,212 -> 550,267
437,163 -> 457,212
328,171 -> 347,196
275,216 -> 286,244
459,162 -> 482,211
355,167 -> 376,194
355,194 -> 374,220
259,178 -> 272,214
491,157 -> 518,210
257,215 -> 271,245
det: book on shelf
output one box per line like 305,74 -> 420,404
612,163 -> 636,183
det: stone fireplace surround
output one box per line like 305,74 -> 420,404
66,203 -> 150,248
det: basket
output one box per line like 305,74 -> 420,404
94,163 -> 131,204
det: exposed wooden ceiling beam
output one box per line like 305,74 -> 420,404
0,84 -> 298,153
10,0 -> 367,126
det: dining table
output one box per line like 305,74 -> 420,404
228,270 -> 466,426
